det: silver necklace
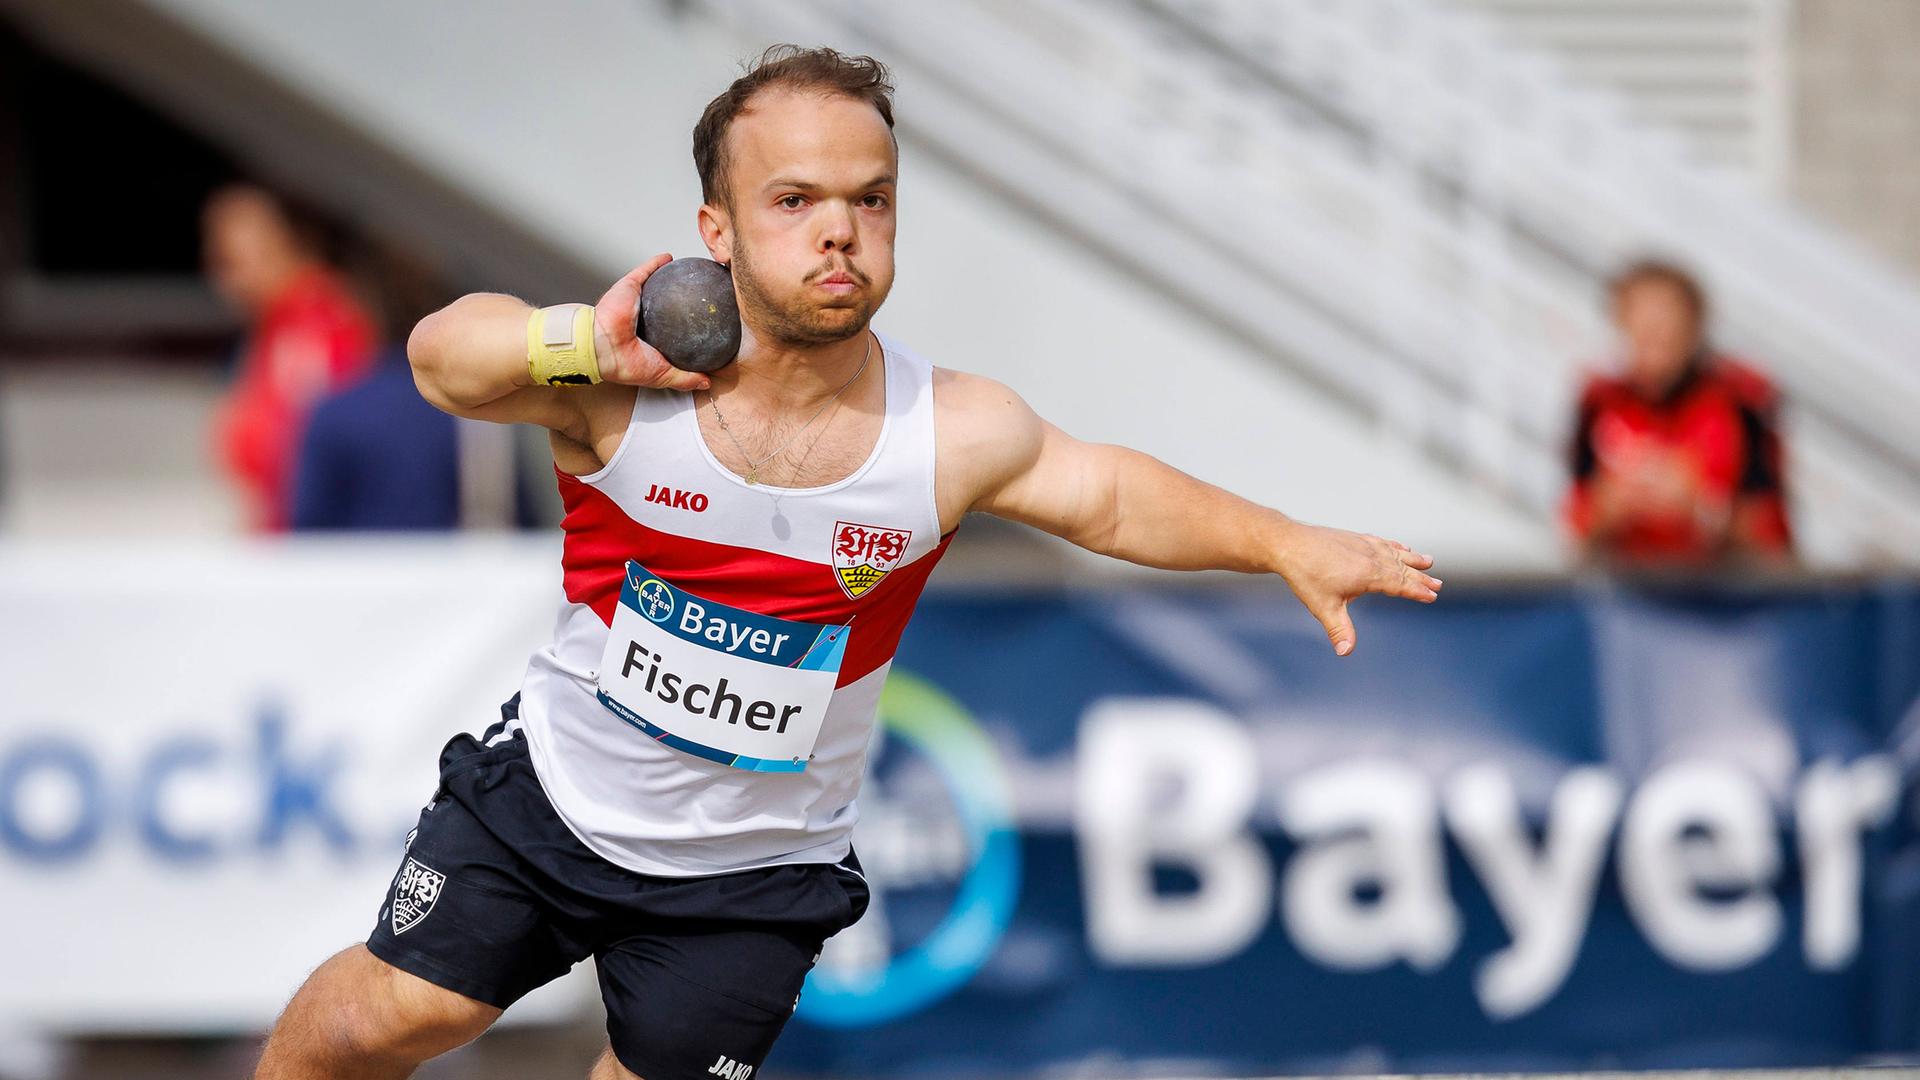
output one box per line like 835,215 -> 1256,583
764,392 -> 847,541
707,333 -> 871,486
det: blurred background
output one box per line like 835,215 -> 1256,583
1,0 -> 1918,1077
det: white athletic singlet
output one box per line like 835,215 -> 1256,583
512,331 -> 951,877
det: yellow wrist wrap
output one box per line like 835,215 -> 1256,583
527,304 -> 602,386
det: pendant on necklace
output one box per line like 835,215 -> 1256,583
746,470 -> 757,486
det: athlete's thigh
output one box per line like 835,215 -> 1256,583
588,1046 -> 641,1079
282,942 -> 502,1052
595,924 -> 824,1080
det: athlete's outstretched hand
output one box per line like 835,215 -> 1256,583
592,254 -> 713,392
1277,525 -> 1441,656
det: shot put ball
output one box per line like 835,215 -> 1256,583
636,258 -> 741,373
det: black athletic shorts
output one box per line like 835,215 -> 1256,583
365,694 -> 870,1080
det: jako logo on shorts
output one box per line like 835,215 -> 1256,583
794,671 -> 1020,1027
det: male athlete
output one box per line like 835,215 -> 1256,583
254,45 -> 1441,1080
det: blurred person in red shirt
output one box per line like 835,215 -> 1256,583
1565,260 -> 1793,566
203,184 -> 375,531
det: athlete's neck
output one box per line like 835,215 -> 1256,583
715,325 -> 874,411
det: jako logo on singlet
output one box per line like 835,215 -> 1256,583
795,671 -> 1020,1028
645,484 -> 709,512
832,521 -> 912,599
706,1055 -> 751,1080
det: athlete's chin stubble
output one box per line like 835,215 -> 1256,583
731,240 -> 879,348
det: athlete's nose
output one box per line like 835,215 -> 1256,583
817,200 -> 857,254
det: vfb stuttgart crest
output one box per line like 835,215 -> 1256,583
832,521 -> 912,600
391,857 -> 446,935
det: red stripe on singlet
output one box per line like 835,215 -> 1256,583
555,468 -> 952,687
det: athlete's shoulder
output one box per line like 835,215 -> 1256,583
870,332 -> 1042,459
930,367 -> 1043,446
931,364 -> 1018,406
928,365 -> 1045,517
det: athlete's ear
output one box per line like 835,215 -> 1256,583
697,201 -> 733,267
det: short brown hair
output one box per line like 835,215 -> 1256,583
1609,258 -> 1707,323
692,44 -> 896,209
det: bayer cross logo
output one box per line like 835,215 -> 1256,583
636,578 -> 676,623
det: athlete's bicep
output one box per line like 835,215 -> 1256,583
975,421 -> 1123,547
935,370 -> 1118,544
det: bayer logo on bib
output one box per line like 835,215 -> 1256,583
635,577 -> 676,623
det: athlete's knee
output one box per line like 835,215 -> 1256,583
589,1046 -> 644,1080
273,945 -> 500,1066
348,945 -> 499,1057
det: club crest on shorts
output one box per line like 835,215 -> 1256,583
832,521 -> 912,600
390,857 -> 446,935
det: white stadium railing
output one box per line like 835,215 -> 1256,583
687,0 -> 1920,568
1451,0 -> 1793,185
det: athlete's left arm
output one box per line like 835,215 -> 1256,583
935,369 -> 1441,656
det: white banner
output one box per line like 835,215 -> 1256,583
0,538 -> 595,1031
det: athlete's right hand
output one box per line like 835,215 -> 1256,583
591,254 -> 712,392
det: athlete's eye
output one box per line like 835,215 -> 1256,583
778,194 -> 807,210
860,193 -> 889,210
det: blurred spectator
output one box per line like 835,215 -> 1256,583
289,344 -> 462,530
1565,260 -> 1793,566
290,248 -> 526,531
203,183 -> 375,531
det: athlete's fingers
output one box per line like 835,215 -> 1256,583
604,338 -> 711,391
1387,560 -> 1441,602
595,253 -> 674,345
1393,544 -> 1436,571
648,365 -> 712,392
596,338 -> 656,382
597,257 -> 664,323
608,253 -> 674,305
1320,600 -> 1356,656
1402,559 -> 1442,595
1371,536 -> 1439,591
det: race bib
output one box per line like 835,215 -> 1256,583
595,561 -> 849,773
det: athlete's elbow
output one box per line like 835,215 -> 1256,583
406,318 -> 461,415
1081,449 -> 1135,557
408,300 -> 503,415
408,363 -> 464,418
1061,490 -> 1126,559
406,293 -> 493,374
1078,521 -> 1124,560
406,308 -> 448,382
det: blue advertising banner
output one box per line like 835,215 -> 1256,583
775,581 -> 1920,1075
3,549 -> 1916,1069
